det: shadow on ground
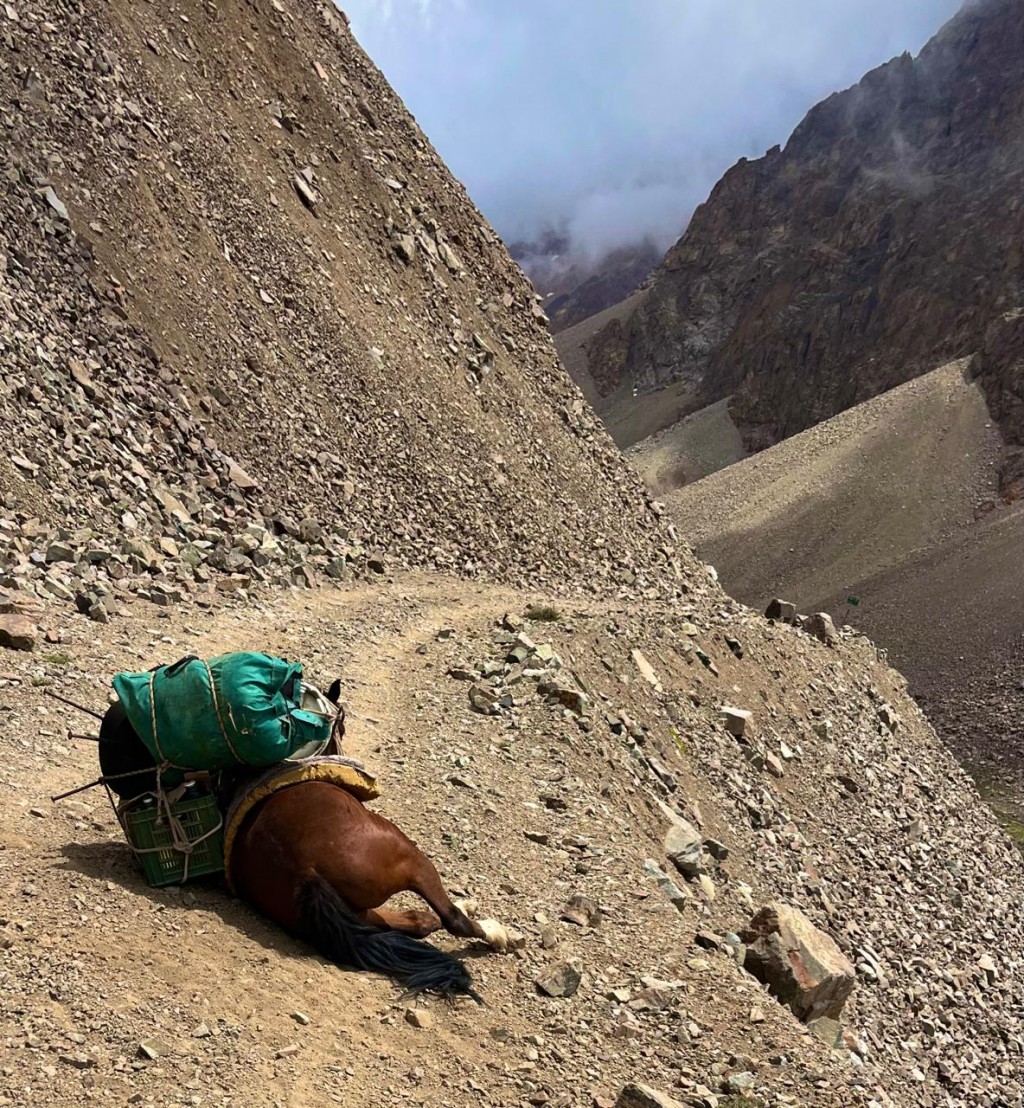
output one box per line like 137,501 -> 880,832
56,839 -> 492,977
58,839 -> 337,965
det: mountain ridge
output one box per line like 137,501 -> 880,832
573,0 -> 1023,459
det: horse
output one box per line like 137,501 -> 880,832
229,779 -> 495,1000
97,679 -> 496,1000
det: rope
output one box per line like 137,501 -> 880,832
109,766 -> 224,885
201,659 -> 243,763
146,671 -> 164,763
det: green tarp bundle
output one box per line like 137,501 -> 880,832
112,652 -> 332,773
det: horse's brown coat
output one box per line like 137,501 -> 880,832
231,781 -> 484,942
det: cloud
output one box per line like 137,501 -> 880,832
565,184 -> 690,260
340,0 -> 964,257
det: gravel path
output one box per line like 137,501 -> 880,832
2,573 -> 1022,1107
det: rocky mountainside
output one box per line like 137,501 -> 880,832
1,2 -> 1024,1108
655,360 -> 1024,818
577,0 -> 1024,454
511,235 -> 661,334
0,0 -> 683,618
542,241 -> 661,333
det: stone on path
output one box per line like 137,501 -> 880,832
561,894 -> 602,928
720,705 -> 752,737
224,458 -> 258,491
293,173 -> 318,212
404,1007 -> 433,1029
664,819 -> 704,879
630,648 -> 662,692
807,1016 -> 843,1048
615,1084 -> 686,1108
536,960 -> 581,998
392,232 -> 416,263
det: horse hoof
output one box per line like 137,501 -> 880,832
476,918 -> 508,953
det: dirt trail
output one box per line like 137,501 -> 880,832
0,578 -> 524,1108
2,577 -> 763,1108
4,573 -> 1024,1108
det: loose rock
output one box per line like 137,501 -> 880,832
741,903 -> 856,1022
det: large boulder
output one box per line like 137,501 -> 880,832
664,818 -> 705,879
765,598 -> 798,623
0,613 -> 37,652
805,612 -> 839,647
740,903 -> 855,1022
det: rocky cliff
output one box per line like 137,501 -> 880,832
579,0 -> 1024,452
972,307 -> 1024,497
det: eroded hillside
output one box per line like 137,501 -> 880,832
658,360 -> 1024,828
0,0 -> 680,601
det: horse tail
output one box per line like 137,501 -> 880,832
297,874 -> 481,1001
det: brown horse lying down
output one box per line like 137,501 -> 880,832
230,781 -> 494,1000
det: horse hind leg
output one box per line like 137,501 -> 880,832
405,852 -> 487,942
363,906 -> 441,938
297,875 -> 478,1000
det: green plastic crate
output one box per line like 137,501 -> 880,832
121,791 -> 225,887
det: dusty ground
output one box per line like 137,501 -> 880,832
650,361 -> 1024,817
0,577 -> 838,1108
627,400 -> 747,495
2,2 -> 1023,1105
659,361 -> 1003,602
3,573 -> 1023,1108
599,380 -> 697,453
821,500 -> 1024,823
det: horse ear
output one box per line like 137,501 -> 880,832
326,679 -> 342,705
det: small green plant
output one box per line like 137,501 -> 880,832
525,604 -> 561,623
974,774 -> 1024,853
1002,818 -> 1024,851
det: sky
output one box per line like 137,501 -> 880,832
341,0 -> 963,260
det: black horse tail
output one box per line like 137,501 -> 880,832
297,875 -> 481,1002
